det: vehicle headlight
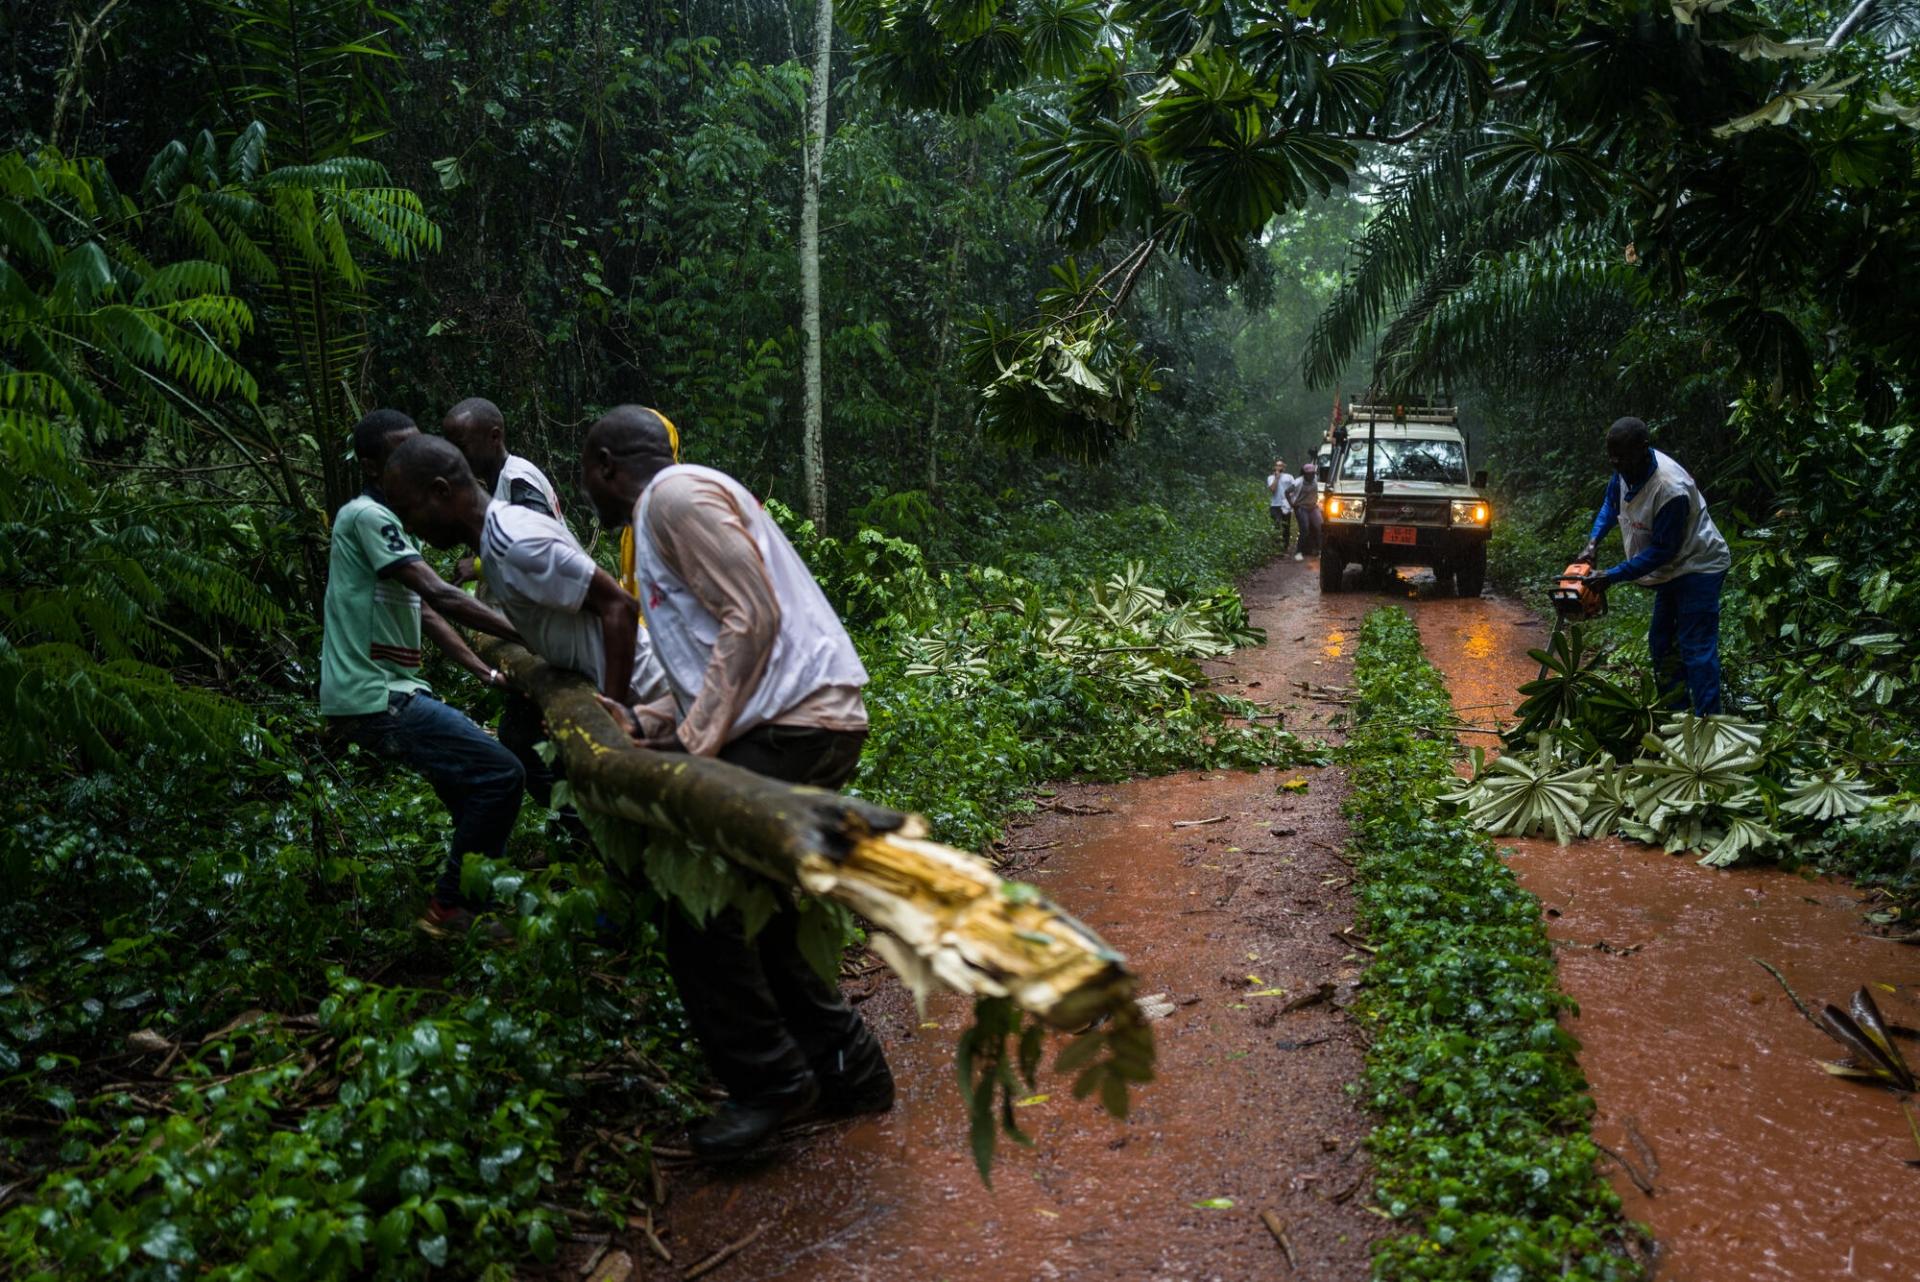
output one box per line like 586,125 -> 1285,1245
1325,496 -> 1365,522
1450,499 -> 1491,526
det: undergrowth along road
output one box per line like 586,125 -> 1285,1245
1346,606 -> 1642,1282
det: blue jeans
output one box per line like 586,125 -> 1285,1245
335,691 -> 525,905
1648,570 -> 1726,715
1297,502 -> 1323,555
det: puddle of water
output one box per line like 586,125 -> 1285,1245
1416,595 -> 1920,1282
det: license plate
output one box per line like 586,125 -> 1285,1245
1383,525 -> 1418,546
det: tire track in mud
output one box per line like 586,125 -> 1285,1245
625,558 -> 1390,1282
1412,586 -> 1920,1282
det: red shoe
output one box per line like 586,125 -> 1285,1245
417,897 -> 514,944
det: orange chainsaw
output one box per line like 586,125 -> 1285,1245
1538,560 -> 1607,681
1549,560 -> 1607,622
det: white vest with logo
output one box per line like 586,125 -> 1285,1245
1621,450 -> 1732,586
632,464 -> 867,734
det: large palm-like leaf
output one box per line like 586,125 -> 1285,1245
1629,715 -> 1763,816
1179,131 -> 1353,233
1024,0 -> 1104,77
146,127 -> 438,513
1780,770 -> 1877,820
1021,115 -> 1159,248
1,150 -> 278,766
1143,48 -> 1276,158
1447,735 -> 1596,844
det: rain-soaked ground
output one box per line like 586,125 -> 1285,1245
578,563 -> 1920,1282
1415,588 -> 1920,1282
617,557 -> 1392,1281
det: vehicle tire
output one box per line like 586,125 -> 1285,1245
1319,545 -> 1346,593
1456,545 -> 1487,598
1432,560 -> 1455,597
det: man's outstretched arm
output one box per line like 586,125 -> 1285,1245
383,558 -> 522,642
1580,475 -> 1623,563
579,568 -> 642,704
421,604 -> 507,688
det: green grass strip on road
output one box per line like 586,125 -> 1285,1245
1346,606 -> 1641,1282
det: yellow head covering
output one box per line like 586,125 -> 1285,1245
618,409 -> 680,598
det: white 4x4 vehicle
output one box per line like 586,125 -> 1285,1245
1318,402 -> 1492,596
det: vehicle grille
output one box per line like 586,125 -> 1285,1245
1368,499 -> 1449,526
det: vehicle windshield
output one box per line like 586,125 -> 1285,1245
1337,437 -> 1467,485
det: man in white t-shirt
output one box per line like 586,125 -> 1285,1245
438,400 -> 666,812
381,435 -> 644,711
1266,456 -> 1299,555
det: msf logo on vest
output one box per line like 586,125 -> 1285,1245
648,582 -> 666,610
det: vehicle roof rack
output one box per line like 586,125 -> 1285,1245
1347,399 -> 1458,425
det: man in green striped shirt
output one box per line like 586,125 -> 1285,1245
320,409 -> 527,937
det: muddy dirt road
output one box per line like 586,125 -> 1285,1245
1417,591 -> 1920,1282
632,558 -> 1388,1282
617,566 -> 1919,1282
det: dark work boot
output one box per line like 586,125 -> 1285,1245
815,1032 -> 895,1118
687,1076 -> 821,1162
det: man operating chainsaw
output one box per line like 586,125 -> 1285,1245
1575,417 -> 1733,715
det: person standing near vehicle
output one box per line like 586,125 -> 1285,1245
1294,460 -> 1322,559
319,409 -> 528,938
582,405 -> 893,1161
1265,456 -> 1297,554
1577,417 -> 1733,714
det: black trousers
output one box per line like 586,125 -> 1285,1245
498,693 -> 560,809
1269,505 -> 1293,551
499,693 -> 597,857
665,724 -> 888,1105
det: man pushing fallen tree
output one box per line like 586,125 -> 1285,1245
577,405 -> 894,1160
319,410 -> 528,939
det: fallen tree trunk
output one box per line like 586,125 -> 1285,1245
477,638 -> 1140,1030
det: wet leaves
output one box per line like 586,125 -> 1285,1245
1443,735 -> 1594,844
1780,771 -> 1877,822
1452,709 -> 1892,869
1814,987 -> 1917,1091
958,995 -> 1156,1185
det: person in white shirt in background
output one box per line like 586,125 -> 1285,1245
443,396 -> 564,520
1266,455 -> 1299,556
439,397 -> 665,822
382,434 -> 644,706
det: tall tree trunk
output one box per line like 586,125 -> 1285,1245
47,0 -> 124,151
799,0 -> 832,527
927,303 -> 951,493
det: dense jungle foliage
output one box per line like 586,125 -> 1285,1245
6,0 -> 1920,1275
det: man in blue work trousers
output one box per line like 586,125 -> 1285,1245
1576,417 -> 1733,715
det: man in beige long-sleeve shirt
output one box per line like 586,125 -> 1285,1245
583,405 -> 892,1161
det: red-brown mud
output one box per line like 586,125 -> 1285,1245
1416,589 -> 1920,1282
624,560 -> 1390,1281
